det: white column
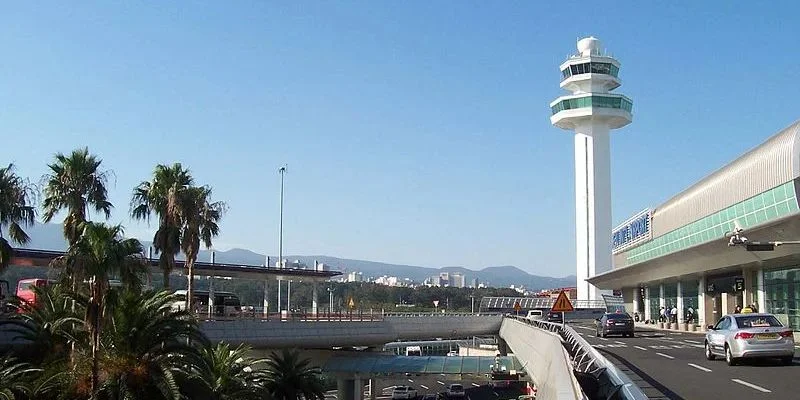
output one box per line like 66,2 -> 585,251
287,280 -> 292,312
659,284 -> 665,309
697,277 -> 706,327
644,287 -> 651,322
312,282 -> 319,316
207,277 -> 215,317
573,123 -> 613,302
676,281 -> 684,323
632,287 -> 640,315
756,268 -> 766,312
369,379 -> 376,400
277,279 -> 282,314
264,279 -> 269,317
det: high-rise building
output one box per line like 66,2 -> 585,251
550,37 -> 633,301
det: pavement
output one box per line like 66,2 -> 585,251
574,322 -> 799,399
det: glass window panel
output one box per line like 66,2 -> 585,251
789,200 -> 800,212
745,214 -> 756,226
756,209 -> 768,223
765,206 -> 778,220
762,190 -> 776,206
735,203 -> 746,217
571,64 -> 579,75
773,185 -> 787,201
743,199 -> 755,213
753,194 -> 765,210
711,213 -> 720,225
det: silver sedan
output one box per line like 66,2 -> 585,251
704,313 -> 795,366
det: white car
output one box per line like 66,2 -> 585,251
392,386 -> 417,400
447,384 -> 465,398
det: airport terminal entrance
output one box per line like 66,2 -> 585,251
705,272 -> 744,323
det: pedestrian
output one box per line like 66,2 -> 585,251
750,303 -> 759,313
671,305 -> 678,323
735,305 -> 742,314
686,306 -> 695,323
659,306 -> 666,323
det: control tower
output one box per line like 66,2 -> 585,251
550,37 -> 633,302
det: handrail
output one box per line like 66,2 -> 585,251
508,315 -> 648,400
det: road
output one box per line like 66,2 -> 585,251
324,374 -> 526,400
573,322 -> 799,399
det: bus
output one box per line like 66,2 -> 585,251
16,279 -> 54,310
405,345 -> 422,356
172,290 -> 242,316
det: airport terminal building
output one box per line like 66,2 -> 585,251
589,120 -> 800,330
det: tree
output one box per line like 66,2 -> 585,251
263,349 -> 325,400
0,356 -> 39,400
181,185 -> 226,312
62,222 -> 146,395
0,164 -> 36,274
41,148 -> 112,247
185,342 -> 269,400
131,163 -> 194,289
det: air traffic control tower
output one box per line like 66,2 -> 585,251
550,37 -> 633,302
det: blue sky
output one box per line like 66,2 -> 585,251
1,2 -> 798,277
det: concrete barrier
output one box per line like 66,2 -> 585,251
499,318 -> 584,400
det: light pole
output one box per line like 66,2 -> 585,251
278,164 -> 287,313
470,294 -> 475,314
328,286 -> 334,315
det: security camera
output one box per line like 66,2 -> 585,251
728,234 -> 748,247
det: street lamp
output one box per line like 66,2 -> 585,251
470,294 -> 475,314
278,164 -> 287,313
328,286 -> 334,315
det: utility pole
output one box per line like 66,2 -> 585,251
278,164 -> 287,314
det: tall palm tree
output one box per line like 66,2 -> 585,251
181,185 -> 226,311
95,289 -> 208,400
63,222 -> 146,394
131,163 -> 194,289
41,148 -> 112,247
0,355 -> 39,400
183,342 -> 269,400
263,348 -> 325,400
0,164 -> 36,274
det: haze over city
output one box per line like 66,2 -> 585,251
2,2 -> 799,276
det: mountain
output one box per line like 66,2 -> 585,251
9,223 -> 575,291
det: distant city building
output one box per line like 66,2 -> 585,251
451,273 -> 466,288
471,278 -> 479,288
346,271 -> 363,282
426,272 -> 466,288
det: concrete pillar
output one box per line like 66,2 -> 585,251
644,286 -> 651,322
676,281 -> 684,323
632,287 -> 640,315
697,277 -> 706,327
659,284 -> 665,321
287,281 -> 292,312
369,378 -> 377,400
312,282 -> 319,316
337,378 -> 355,400
353,377 -> 363,400
742,268 -> 752,307
277,279 -> 282,315
497,337 -> 508,356
756,268 -> 766,312
264,279 -> 269,317
207,277 -> 215,317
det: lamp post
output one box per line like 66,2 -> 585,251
278,164 -> 287,313
470,294 -> 475,314
328,286 -> 334,315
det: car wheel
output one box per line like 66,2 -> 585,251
781,356 -> 794,366
705,342 -> 715,360
725,345 -> 737,366
629,332 -> 635,338
601,331 -> 607,338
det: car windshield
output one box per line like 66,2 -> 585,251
735,315 -> 782,328
451,385 -> 463,390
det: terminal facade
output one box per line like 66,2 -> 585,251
589,120 -> 800,330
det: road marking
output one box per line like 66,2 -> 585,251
598,337 -> 608,341
655,352 -> 674,359
671,345 -> 685,348
684,339 -> 701,344
420,385 -> 429,390
472,383 -> 481,387
408,379 -> 414,383
437,381 -> 446,385
440,373 -> 446,376
732,379 -> 771,393
634,346 -> 648,351
687,363 -> 711,372
614,341 -> 626,344
593,344 -> 605,348
576,326 -> 594,331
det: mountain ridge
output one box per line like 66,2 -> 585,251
10,223 -> 576,291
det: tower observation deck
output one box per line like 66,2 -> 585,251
550,37 -> 633,301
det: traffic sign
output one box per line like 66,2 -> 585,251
514,302 -> 521,312
551,291 -> 574,312
348,297 -> 355,309
433,300 -> 440,308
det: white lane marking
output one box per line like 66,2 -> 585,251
656,352 -> 674,359
598,337 -> 608,341
593,344 -> 605,348
732,379 -> 771,393
420,385 -> 429,390
634,346 -> 648,351
440,373 -> 446,376
614,341 -> 626,344
407,379 -> 414,383
684,339 -> 701,344
577,332 -> 585,336
687,363 -> 712,372
437,381 -> 446,385
472,383 -> 481,387
576,326 -> 595,331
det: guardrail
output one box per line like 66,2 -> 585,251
190,307 -> 502,322
508,316 -> 648,400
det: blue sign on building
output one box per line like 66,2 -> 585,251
612,209 -> 652,253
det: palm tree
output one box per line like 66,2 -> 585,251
181,185 -> 226,312
41,148 -> 112,247
63,222 -> 146,394
95,289 -> 208,400
0,355 -> 39,400
0,164 -> 36,274
131,163 -> 194,289
263,348 -> 325,400
183,342 -> 269,400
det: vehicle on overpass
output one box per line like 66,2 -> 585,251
391,386 -> 417,400
705,313 -> 795,366
545,311 -> 563,323
172,290 -> 242,316
525,309 -> 543,321
405,345 -> 422,356
15,278 -> 54,310
594,311 -> 635,337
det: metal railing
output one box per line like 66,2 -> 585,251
508,315 -> 648,400
192,307 -> 502,322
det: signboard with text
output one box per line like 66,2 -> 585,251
612,209 -> 653,254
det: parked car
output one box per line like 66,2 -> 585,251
392,386 -> 418,400
545,312 -> 563,323
446,384 -> 465,398
595,312 -> 635,338
704,313 -> 795,366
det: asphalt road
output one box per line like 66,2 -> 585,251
573,322 -> 799,399
324,375 -> 526,400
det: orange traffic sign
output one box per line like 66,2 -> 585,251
551,291 -> 574,312
514,302 -> 521,312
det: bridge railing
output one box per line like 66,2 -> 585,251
508,315 -> 648,400
191,306 -> 503,322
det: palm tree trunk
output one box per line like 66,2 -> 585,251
186,256 -> 195,313
89,281 -> 101,397
160,252 -> 172,289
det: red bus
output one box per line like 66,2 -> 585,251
16,278 -> 52,310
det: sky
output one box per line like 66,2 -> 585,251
1,2 -> 799,277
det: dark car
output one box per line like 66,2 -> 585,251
595,312 -> 634,337
546,312 -> 563,323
